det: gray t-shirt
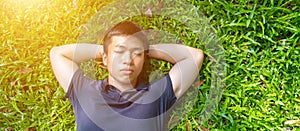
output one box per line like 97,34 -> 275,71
66,69 -> 177,131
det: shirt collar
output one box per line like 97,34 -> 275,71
101,78 -> 148,94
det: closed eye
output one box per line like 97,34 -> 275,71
133,51 -> 144,56
134,52 -> 142,56
114,50 -> 124,53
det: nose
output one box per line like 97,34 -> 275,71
123,52 -> 133,65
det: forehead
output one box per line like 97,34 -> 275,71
109,35 -> 144,49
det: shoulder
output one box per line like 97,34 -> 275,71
147,73 -> 177,110
148,73 -> 177,99
65,69 -> 105,99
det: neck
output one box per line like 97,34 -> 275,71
108,76 -> 137,92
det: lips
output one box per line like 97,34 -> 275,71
120,68 -> 134,74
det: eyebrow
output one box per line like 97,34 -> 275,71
131,47 -> 144,51
115,44 -> 144,51
115,44 -> 126,48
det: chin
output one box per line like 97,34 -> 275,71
119,77 -> 137,84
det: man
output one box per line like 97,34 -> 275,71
50,21 -> 204,131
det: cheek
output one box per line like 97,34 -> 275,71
108,52 -> 120,62
134,57 -> 145,68
106,54 -> 119,70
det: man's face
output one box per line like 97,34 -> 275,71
103,35 -> 145,87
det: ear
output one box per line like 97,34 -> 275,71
102,53 -> 107,66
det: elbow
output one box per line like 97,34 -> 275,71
50,46 -> 62,61
50,47 -> 57,58
194,49 -> 204,69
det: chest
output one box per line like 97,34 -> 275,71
101,90 -> 162,119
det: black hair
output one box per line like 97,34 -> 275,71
102,21 -> 151,84
102,21 -> 149,54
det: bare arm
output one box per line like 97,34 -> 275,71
50,44 -> 103,92
148,44 -> 204,98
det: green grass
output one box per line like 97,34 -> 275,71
0,0 -> 300,130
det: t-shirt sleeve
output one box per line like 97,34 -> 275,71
163,73 -> 177,108
65,69 -> 91,101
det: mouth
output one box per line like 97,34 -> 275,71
120,68 -> 134,75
